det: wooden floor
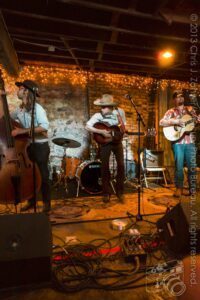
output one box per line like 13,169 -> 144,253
0,185 -> 198,300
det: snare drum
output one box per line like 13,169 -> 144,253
62,157 -> 81,179
76,160 -> 102,194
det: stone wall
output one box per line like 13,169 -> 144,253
3,65 -> 193,181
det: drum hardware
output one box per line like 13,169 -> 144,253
51,137 -> 81,193
89,143 -> 98,161
52,166 -> 68,193
52,137 -> 81,148
123,136 -> 136,185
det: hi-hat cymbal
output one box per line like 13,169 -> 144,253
52,138 -> 81,148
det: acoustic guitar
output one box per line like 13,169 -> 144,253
93,122 -> 123,145
93,122 -> 156,145
163,114 -> 195,141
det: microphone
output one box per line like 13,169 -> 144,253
32,86 -> 39,93
124,94 -> 131,100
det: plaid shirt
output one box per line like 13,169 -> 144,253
160,106 -> 199,144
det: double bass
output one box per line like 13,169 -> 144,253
0,72 -> 41,204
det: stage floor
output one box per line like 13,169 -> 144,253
0,185 -> 199,300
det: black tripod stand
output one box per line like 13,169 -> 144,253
125,94 -> 146,221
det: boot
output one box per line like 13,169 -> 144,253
21,200 -> 34,212
42,202 -> 51,213
173,188 -> 182,198
102,194 -> 111,204
116,193 -> 125,204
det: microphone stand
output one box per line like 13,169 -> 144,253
30,88 -> 37,213
126,94 -> 145,221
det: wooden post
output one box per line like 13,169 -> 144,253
0,12 -> 20,76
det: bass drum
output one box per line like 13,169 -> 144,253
76,160 -> 102,194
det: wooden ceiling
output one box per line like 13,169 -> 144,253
0,0 -> 199,80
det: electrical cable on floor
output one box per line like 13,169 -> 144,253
51,226 -> 172,293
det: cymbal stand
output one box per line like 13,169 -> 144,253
109,153 -> 116,194
123,137 -> 138,189
58,146 -> 68,194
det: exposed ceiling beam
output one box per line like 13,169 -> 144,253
57,0 -> 197,25
76,48 -> 156,61
2,9 -> 189,42
12,35 -> 157,61
96,42 -> 104,61
13,37 -> 168,61
110,12 -> 120,43
17,50 -> 188,71
94,65 -> 188,79
0,12 -> 19,75
12,33 -> 64,44
9,27 -> 191,52
152,0 -> 169,16
60,36 -> 80,68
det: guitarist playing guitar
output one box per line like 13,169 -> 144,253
86,94 -> 126,204
160,90 -> 200,198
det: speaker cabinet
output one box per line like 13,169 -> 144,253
0,213 -> 52,291
157,200 -> 200,255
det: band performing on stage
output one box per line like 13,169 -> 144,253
0,80 -> 200,213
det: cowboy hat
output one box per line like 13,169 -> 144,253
15,80 -> 40,97
173,90 -> 184,99
93,94 -> 118,106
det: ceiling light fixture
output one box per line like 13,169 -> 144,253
158,49 -> 175,66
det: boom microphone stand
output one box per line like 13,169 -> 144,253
125,94 -> 145,221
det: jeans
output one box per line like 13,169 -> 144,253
100,142 -> 125,195
28,142 -> 51,205
172,143 -> 197,191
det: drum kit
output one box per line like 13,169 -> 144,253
51,135 -> 136,197
51,137 -> 102,196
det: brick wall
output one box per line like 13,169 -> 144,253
5,71 -> 154,177
4,66 -> 191,181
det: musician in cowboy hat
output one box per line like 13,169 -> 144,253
10,79 -> 51,213
86,94 -> 126,204
160,90 -> 200,198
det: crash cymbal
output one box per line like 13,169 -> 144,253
52,138 -> 81,148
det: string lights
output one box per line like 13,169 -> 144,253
1,64 -> 196,93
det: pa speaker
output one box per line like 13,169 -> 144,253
0,213 -> 52,291
157,200 -> 200,255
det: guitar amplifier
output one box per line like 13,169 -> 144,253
143,149 -> 164,168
